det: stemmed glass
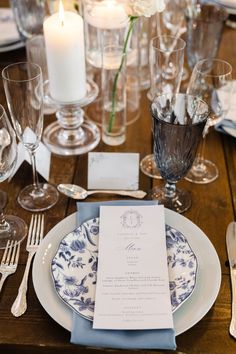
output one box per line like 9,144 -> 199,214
140,35 -> 186,179
0,105 -> 27,249
160,0 -> 192,81
2,62 -> 59,212
149,93 -> 209,213
185,3 -> 228,73
185,58 -> 232,184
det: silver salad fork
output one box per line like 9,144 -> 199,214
11,214 -> 44,317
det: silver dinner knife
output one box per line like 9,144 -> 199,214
226,222 -> 236,339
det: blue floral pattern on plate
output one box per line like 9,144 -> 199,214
51,218 -> 197,320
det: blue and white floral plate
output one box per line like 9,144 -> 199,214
51,218 -> 197,321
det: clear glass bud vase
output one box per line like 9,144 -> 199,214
102,45 -> 126,146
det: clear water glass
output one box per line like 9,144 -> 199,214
185,3 -> 228,71
140,35 -> 186,179
185,58 -> 233,184
10,0 -> 46,40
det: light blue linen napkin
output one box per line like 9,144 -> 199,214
70,200 -> 176,350
215,118 -> 236,137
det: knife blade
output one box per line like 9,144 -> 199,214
226,222 -> 236,339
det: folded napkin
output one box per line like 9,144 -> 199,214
70,200 -> 176,350
0,8 -> 20,45
215,80 -> 236,137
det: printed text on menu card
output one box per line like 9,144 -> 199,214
93,205 -> 173,330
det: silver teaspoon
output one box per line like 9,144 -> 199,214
57,184 -> 147,200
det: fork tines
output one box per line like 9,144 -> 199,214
1,240 -> 20,267
27,214 -> 44,247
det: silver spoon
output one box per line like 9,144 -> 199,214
57,184 -> 147,200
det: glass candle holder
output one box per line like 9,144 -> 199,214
43,79 -> 100,155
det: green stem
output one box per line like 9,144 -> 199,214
108,16 -> 138,133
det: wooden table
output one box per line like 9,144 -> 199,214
1,6 -> 236,354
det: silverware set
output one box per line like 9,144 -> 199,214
0,213 -> 44,317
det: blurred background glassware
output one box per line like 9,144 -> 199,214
157,0 -> 193,81
47,0 -> 80,13
185,2 -> 228,72
138,14 -> 157,90
26,34 -> 56,115
101,45 -> 126,146
83,0 -> 140,127
0,105 -> 27,249
140,35 -> 186,179
2,62 -> 59,212
185,58 -> 233,184
10,0 -> 46,40
149,93 -> 209,213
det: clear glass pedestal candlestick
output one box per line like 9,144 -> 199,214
43,78 -> 100,156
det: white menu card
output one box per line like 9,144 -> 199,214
93,205 -> 173,330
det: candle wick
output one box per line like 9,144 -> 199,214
61,20 -> 64,27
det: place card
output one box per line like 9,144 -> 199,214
87,152 -> 139,190
93,205 -> 173,330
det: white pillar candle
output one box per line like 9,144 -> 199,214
84,0 -> 128,29
44,8 -> 87,103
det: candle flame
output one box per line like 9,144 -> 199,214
59,0 -> 65,26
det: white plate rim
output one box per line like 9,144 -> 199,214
32,209 -> 221,337
0,40 -> 25,53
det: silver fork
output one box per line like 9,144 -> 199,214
0,240 -> 20,293
11,214 -> 44,317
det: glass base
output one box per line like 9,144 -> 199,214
148,186 -> 191,214
140,154 -> 162,179
0,215 -> 28,249
185,159 -> 219,184
43,120 -> 100,156
102,132 -> 125,146
17,183 -> 59,212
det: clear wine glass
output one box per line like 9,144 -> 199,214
185,3 -> 228,73
149,93 -> 209,213
185,58 -> 233,184
2,62 -> 59,212
141,35 -> 186,179
0,104 -> 27,249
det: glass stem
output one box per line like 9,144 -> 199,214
0,210 -> 10,233
29,150 -> 40,191
164,181 -> 177,199
196,137 -> 207,167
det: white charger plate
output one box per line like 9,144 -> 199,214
32,209 -> 221,336
0,8 -> 24,52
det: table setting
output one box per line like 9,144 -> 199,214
0,0 -> 236,353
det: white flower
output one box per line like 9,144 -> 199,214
125,0 -> 166,17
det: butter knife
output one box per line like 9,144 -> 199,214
226,222 -> 236,339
